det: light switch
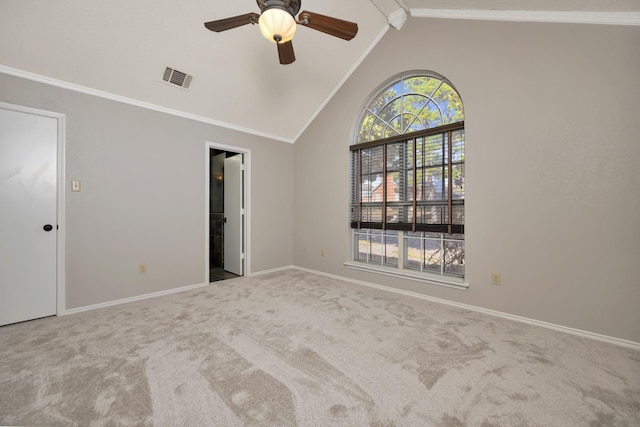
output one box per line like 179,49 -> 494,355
71,180 -> 81,192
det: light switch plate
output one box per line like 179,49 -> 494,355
492,272 -> 502,285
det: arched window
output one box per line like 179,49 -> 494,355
348,72 -> 466,286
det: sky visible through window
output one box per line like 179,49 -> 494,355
357,75 -> 464,143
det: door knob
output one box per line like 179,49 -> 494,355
43,224 -> 53,232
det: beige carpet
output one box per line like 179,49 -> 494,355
1,269 -> 639,426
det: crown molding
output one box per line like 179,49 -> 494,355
410,9 -> 640,26
0,64 -> 295,144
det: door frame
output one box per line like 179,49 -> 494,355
204,141 -> 251,282
0,102 -> 66,317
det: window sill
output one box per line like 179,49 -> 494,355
344,261 -> 469,291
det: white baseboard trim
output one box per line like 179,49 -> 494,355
58,265 -> 639,351
292,266 -> 640,351
61,264 -> 297,317
249,265 -> 296,277
62,282 -> 209,316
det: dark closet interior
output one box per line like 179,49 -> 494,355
209,149 -> 241,282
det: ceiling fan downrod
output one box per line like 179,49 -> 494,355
256,0 -> 301,16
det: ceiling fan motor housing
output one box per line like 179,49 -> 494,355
257,0 -> 301,17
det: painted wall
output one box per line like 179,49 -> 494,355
0,73 -> 293,309
293,18 -> 640,342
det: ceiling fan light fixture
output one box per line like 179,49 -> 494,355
204,0 -> 357,65
258,6 -> 297,43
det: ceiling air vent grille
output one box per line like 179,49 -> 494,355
162,67 -> 193,90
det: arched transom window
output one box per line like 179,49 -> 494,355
356,74 -> 464,143
348,73 -> 466,286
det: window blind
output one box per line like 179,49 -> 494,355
350,121 -> 465,234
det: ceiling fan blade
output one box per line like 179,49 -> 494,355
277,41 -> 296,65
298,11 -> 358,41
204,13 -> 259,32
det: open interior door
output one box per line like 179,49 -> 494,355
223,154 -> 243,276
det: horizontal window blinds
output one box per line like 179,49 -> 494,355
350,121 -> 465,234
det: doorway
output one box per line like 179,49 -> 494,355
206,143 -> 250,283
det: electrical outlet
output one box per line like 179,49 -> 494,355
492,272 -> 501,285
139,263 -> 147,274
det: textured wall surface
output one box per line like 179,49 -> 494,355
293,18 -> 640,342
1,73 -> 294,309
2,17 -> 639,342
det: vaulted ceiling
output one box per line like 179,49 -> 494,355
1,0 -> 638,143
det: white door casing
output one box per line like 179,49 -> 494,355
0,104 -> 62,325
223,154 -> 243,276
205,142 -> 250,282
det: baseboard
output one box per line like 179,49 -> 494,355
249,265 -> 296,277
58,265 -> 640,351
60,264 -> 297,316
62,282 -> 209,316
292,266 -> 640,351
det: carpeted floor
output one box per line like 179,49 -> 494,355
1,269 -> 639,426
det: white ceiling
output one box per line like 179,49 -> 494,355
1,0 -> 638,143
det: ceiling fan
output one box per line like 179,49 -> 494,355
204,0 -> 358,65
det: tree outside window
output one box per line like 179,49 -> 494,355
350,73 -> 465,280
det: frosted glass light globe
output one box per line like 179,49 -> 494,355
258,8 -> 297,43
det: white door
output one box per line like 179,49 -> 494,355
0,106 -> 58,326
223,154 -> 243,276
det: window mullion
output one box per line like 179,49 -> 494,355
412,138 -> 417,232
357,148 -> 362,229
441,134 -> 446,230
440,233 -> 445,275
420,233 -> 425,272
447,130 -> 453,234
382,144 -> 387,231
398,231 -> 405,270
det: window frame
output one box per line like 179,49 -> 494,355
347,72 -> 467,289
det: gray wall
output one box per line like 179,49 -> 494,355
2,17 -> 639,343
1,73 -> 293,309
293,18 -> 640,342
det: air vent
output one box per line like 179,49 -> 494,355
162,67 -> 193,90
